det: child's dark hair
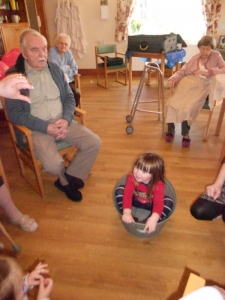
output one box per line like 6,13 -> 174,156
133,152 -> 165,196
0,256 -> 23,300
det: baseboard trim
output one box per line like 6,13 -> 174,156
79,69 -> 143,77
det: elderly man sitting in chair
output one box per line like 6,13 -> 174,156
5,29 -> 101,202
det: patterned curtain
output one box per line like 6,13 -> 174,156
115,0 -> 137,41
202,0 -> 222,35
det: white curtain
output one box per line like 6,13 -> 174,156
55,0 -> 87,58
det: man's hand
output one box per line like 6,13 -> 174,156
47,119 -> 69,140
54,119 -> 69,140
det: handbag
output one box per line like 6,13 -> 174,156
127,34 -> 186,53
101,56 -> 124,66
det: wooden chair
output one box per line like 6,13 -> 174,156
95,44 -> 127,89
0,156 -> 10,193
1,98 -> 87,199
220,135 -> 225,162
203,98 -> 225,142
169,86 -> 225,143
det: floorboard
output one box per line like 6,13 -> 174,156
0,75 -> 225,300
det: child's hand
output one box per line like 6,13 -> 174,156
37,276 -> 53,300
122,212 -> 134,223
26,262 -> 49,287
144,213 -> 160,233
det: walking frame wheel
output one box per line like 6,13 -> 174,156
126,115 -> 133,123
126,126 -> 134,134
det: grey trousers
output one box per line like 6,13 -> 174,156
32,120 -> 101,185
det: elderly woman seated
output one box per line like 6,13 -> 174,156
48,33 -> 80,107
165,35 -> 225,148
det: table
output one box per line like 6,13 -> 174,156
203,75 -> 225,160
126,49 -> 186,94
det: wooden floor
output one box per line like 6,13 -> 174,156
0,75 -> 225,300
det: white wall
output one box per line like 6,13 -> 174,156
44,0 -> 225,70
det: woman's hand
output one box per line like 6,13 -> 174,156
166,80 -> 175,88
122,209 -> 134,223
206,183 -> 222,200
37,276 -> 53,300
0,73 -> 33,102
26,263 -> 49,287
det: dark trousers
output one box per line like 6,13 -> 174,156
168,121 -> 190,136
190,197 -> 225,221
69,82 -> 81,107
0,175 -> 4,187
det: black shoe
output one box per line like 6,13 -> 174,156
64,172 -> 84,189
54,179 -> 82,202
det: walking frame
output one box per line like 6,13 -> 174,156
126,62 -> 165,135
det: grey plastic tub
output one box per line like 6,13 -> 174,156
113,175 -> 177,239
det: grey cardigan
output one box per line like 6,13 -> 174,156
5,54 -> 75,147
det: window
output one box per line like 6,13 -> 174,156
129,0 -> 206,45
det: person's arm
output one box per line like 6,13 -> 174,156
64,50 -> 78,79
167,53 -> 199,87
122,174 -> 135,223
152,181 -> 164,216
5,98 -> 49,133
48,62 -> 75,125
144,181 -> 164,233
207,51 -> 225,76
206,163 -> 225,199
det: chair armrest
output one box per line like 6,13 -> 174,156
116,51 -> 126,56
75,107 -> 87,115
73,73 -> 81,82
73,73 -> 81,93
75,107 -> 87,126
96,54 -> 106,59
96,54 -> 107,63
9,122 -> 32,137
